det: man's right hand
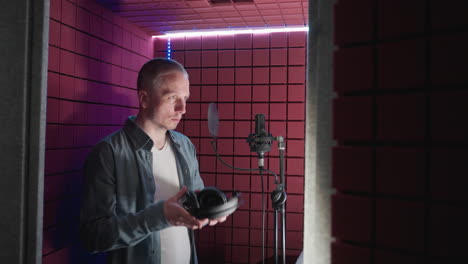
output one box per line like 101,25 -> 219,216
163,186 -> 209,230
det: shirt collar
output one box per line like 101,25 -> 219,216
123,116 -> 180,151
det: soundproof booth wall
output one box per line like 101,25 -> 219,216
154,32 -> 307,263
332,0 -> 468,263
44,0 -> 152,262
43,0 -> 307,263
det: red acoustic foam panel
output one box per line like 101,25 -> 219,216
61,0 -> 76,27
252,67 -> 269,84
235,68 -> 252,84
269,121 -> 287,140
201,35 -> 218,50
287,121 -> 305,139
218,50 -> 234,66
112,25 -> 122,46
253,33 -> 270,48
60,50 -> 76,76
334,46 -> 374,93
375,250 -> 425,264
201,68 -> 218,84
332,242 -> 372,264
288,84 -> 305,102
235,49 -> 252,66
376,199 -> 425,251
286,139 -> 305,157
201,50 -> 218,67
235,34 -> 252,49
199,156 -> 216,172
269,103 -> 286,120
332,146 -> 373,193
288,66 -> 306,84
47,72 -> 60,97
49,20 -> 60,46
431,33 -> 468,86
234,103 -> 251,119
231,245 -> 249,263
378,38 -> 426,90
333,96 -> 373,141
90,15 -> 102,40
235,85 -> 252,102
270,48 -> 287,66
184,51 -> 201,67
102,20 -> 113,42
271,32 -> 288,48
332,194 -> 373,243
253,49 -> 269,66
286,158 -> 304,176
49,0 -> 61,21
252,84 -> 269,101
270,84 -> 287,101
334,0 -> 375,45
153,37 -> 167,51
218,85 -> 234,101
288,31 -> 307,47
376,94 -> 426,141
270,66 -> 287,84
431,148 -> 468,201
287,102 -> 305,121
75,32 -> 90,56
286,177 -> 304,195
232,227 -> 250,245
288,47 -> 306,65
201,85 -> 217,102
218,68 -> 234,84
376,147 -> 426,197
185,36 -> 202,49
170,37 -> 185,50
378,0 -> 426,38
218,35 -> 234,49
48,46 -> 60,72
429,204 -> 468,258
186,68 -> 201,84
171,51 -> 184,64
431,0 -> 468,31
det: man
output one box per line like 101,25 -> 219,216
80,58 -> 225,264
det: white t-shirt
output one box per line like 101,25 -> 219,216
152,136 -> 191,264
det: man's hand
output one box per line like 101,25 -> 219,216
206,216 -> 227,226
164,186 -> 208,229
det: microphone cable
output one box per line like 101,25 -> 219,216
210,139 -> 273,264
210,140 -> 279,179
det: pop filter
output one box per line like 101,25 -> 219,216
207,103 -> 219,138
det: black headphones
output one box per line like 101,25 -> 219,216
181,187 -> 241,220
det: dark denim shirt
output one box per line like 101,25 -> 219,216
80,116 -> 204,264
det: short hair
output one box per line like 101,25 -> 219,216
137,58 -> 188,92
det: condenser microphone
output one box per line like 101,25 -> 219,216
247,114 -> 273,167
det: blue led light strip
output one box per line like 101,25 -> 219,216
167,38 -> 171,59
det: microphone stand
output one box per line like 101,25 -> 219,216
209,108 -> 288,264
272,136 -> 287,264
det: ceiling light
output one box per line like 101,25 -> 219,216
153,26 -> 309,38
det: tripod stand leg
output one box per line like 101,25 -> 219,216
281,207 -> 286,264
274,210 -> 278,264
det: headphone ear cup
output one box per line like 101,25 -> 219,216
194,187 -> 240,219
181,190 -> 200,215
197,187 -> 227,208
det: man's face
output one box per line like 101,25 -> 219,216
144,71 -> 190,131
